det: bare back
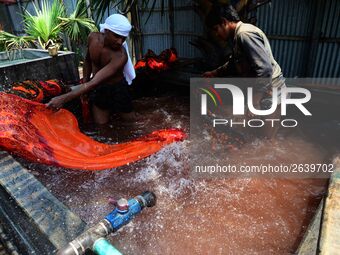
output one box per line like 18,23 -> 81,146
87,32 -> 126,84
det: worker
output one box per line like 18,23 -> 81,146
203,4 -> 286,138
47,14 -> 136,125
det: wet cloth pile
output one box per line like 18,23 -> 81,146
135,48 -> 178,71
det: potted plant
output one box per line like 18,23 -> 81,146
23,0 -> 97,54
23,0 -> 65,50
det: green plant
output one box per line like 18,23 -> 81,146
0,25 -> 4,51
0,31 -> 34,51
24,0 -> 65,49
23,0 -> 97,50
0,39 -> 5,52
59,0 -> 98,43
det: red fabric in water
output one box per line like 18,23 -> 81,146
0,93 -> 186,170
8,79 -> 70,103
134,48 -> 177,71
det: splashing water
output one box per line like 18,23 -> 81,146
18,96 -> 336,254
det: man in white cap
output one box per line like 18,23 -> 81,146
47,14 -> 136,125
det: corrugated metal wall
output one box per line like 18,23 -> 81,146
138,0 -> 339,77
2,2 -> 25,34
257,0 -> 340,77
312,0 -> 340,77
138,0 -> 204,58
1,0 -> 339,77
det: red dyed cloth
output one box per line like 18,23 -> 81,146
0,92 -> 185,170
135,48 -> 177,71
7,79 -> 70,103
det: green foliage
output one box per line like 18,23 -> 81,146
59,0 -> 98,43
0,40 -> 5,52
0,30 -> 34,51
23,0 -> 97,49
24,0 -> 65,49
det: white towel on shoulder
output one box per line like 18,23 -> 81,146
100,14 -> 136,85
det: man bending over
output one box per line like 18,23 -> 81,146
47,14 -> 136,125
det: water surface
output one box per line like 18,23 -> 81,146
17,95 -> 338,254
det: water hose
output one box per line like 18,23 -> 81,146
93,238 -> 122,255
57,191 -> 156,255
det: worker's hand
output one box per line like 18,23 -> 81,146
202,70 -> 217,78
46,94 -> 68,112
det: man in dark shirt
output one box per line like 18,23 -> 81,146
203,5 -> 285,138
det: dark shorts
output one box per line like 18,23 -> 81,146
89,79 -> 133,113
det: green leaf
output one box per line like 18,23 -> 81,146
60,0 -> 98,43
24,0 -> 65,49
0,31 -> 35,51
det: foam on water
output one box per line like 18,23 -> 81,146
133,166 -> 161,183
15,95 -> 337,254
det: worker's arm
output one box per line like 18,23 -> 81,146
46,51 -> 127,110
203,55 -> 232,78
72,53 -> 127,95
215,54 -> 234,76
239,31 -> 273,112
238,31 -> 273,78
